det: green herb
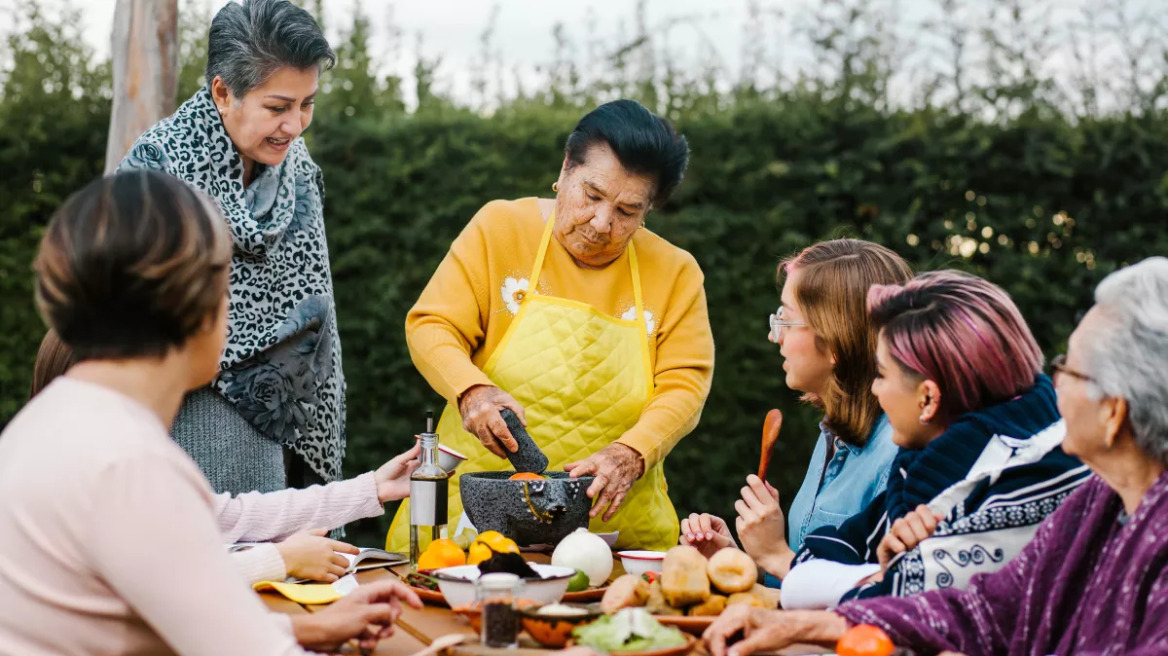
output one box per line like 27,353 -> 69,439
405,571 -> 439,591
572,608 -> 686,653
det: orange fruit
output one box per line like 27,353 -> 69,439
836,625 -> 895,656
468,532 -> 520,565
509,472 -> 545,481
417,538 -> 467,570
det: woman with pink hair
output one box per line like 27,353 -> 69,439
775,270 -> 1090,609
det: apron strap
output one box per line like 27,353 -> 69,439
529,208 -> 557,287
530,208 -> 646,328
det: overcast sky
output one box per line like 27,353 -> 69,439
5,0 -> 1165,111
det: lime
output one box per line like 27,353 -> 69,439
566,569 -> 590,592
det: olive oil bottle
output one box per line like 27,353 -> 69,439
409,410 -> 448,569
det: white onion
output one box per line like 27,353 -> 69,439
551,528 -> 614,587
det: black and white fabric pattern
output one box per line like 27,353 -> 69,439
783,376 -> 1091,608
118,86 -> 344,483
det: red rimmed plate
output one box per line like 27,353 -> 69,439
407,585 -> 448,605
655,616 -> 714,636
562,585 -> 609,602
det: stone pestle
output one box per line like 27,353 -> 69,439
499,408 -> 549,474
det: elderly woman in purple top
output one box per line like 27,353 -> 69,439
702,257 -> 1168,656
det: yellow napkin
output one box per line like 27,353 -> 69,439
253,580 -> 342,605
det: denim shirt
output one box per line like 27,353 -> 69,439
786,415 -> 898,552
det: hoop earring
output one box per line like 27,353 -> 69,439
552,182 -> 560,193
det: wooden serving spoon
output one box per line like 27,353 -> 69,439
757,408 -> 783,480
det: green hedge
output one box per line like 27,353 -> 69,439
3,12 -> 1168,548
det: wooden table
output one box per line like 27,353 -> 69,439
258,556 -> 828,656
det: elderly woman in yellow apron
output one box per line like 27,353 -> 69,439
388,100 -> 714,552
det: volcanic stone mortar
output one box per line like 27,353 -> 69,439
460,471 -> 595,546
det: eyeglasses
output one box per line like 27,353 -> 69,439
1050,353 -> 1093,384
769,306 -> 808,341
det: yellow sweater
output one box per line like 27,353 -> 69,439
405,198 -> 714,469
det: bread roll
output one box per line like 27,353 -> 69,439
726,591 -> 766,608
600,574 -> 649,614
661,545 -> 711,607
706,548 -> 757,594
646,580 -> 683,616
726,584 -> 780,610
687,594 -> 727,616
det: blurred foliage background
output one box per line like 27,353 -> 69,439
1,0 -> 1166,546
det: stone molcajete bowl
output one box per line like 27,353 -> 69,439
460,471 -> 595,546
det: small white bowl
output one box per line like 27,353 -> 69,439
414,436 -> 467,473
617,550 -> 666,577
433,562 -> 575,607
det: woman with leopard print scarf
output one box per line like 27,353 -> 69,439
118,0 -> 343,493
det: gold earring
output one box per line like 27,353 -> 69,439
552,182 -> 560,193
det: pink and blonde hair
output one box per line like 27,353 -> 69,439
867,270 -> 1043,424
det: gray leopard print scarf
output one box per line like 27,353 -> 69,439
119,86 -> 345,482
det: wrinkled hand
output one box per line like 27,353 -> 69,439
703,606 -> 849,656
293,579 -> 423,653
877,504 -> 943,570
458,384 -> 527,458
703,606 -> 794,656
735,475 -> 794,577
680,513 -> 738,558
376,443 -> 421,503
276,529 -> 360,582
565,443 -> 645,522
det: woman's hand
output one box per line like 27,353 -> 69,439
565,443 -> 645,521
703,606 -> 849,656
680,513 -> 738,558
734,475 -> 794,577
375,443 -> 421,503
458,384 -> 527,457
292,579 -> 423,652
276,529 -> 359,582
877,504 -> 943,570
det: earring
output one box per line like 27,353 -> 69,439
218,107 -> 226,116
919,416 -> 929,425
552,182 -> 560,193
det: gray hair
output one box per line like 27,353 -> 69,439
205,0 -> 335,99
1081,256 -> 1168,462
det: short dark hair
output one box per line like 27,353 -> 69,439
564,100 -> 690,208
33,171 -> 232,362
206,0 -> 336,98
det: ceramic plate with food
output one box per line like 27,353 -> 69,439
653,616 -> 713,636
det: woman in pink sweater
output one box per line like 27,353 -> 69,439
32,328 -> 422,585
0,170 -> 421,655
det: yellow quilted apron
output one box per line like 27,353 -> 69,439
388,213 -> 679,552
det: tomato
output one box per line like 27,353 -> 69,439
836,625 -> 895,656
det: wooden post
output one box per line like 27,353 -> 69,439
104,0 -> 179,173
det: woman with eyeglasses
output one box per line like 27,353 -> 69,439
702,259 -> 1168,656
681,239 -> 910,586
772,270 -> 1089,609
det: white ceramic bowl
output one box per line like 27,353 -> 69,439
433,563 -> 575,607
414,436 -> 467,473
617,550 -> 666,577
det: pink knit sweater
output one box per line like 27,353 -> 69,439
221,472 -> 385,583
0,378 -> 309,655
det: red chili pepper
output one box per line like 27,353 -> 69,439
641,572 -> 659,584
